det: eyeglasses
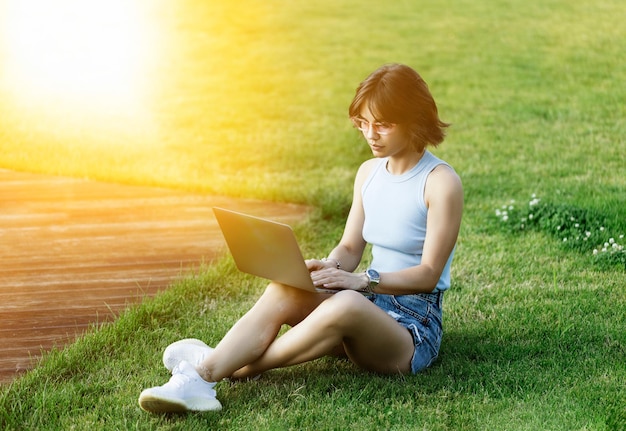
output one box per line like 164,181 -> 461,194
351,117 -> 396,136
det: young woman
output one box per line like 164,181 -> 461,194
139,63 -> 463,413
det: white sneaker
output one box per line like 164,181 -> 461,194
163,338 -> 214,372
138,360 -> 222,413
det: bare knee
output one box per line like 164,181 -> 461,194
261,282 -> 317,307
330,289 -> 370,308
257,282 -> 329,326
262,282 -> 304,300
314,290 -> 371,324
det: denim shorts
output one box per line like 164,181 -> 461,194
370,292 -> 443,374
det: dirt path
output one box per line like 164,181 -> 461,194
0,169 -> 309,384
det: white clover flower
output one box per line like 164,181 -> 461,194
604,242 -> 610,248
502,215 -> 509,222
495,209 -> 501,216
574,223 -> 580,228
593,249 -> 598,255
529,214 -> 534,220
508,205 -> 514,211
620,234 -> 624,239
585,231 -> 591,237
563,238 -> 568,242
609,238 -> 615,244
600,227 -> 605,231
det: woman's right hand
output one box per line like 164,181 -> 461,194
305,258 -> 334,272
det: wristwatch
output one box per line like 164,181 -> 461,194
364,268 -> 380,293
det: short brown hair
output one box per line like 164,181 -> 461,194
348,64 -> 449,151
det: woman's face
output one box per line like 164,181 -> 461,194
355,106 -> 413,159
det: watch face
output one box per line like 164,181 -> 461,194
367,269 -> 380,281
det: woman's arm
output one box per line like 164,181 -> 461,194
375,164 -> 463,294
310,162 -> 463,294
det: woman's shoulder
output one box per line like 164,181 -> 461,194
425,163 -> 463,202
429,162 -> 461,184
354,158 -> 383,189
358,157 -> 383,174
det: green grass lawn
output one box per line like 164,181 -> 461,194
1,0 -> 625,429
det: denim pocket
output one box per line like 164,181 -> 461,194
390,295 -> 431,325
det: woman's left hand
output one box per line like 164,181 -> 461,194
309,267 -> 366,291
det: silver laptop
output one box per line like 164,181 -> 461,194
213,207 -> 333,293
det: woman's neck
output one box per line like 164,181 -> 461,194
386,149 -> 425,175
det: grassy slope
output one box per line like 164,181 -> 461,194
1,0 -> 625,429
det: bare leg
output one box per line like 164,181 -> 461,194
198,288 -> 415,381
234,290 -> 414,377
197,282 -> 332,381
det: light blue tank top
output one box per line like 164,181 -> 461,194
361,151 -> 455,292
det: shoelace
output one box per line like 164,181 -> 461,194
168,369 -> 194,390
169,363 -> 217,394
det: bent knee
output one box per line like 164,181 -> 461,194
321,290 -> 371,316
310,290 -> 376,332
263,282 -> 293,296
260,282 -> 328,325
333,289 -> 368,302
263,282 -> 320,302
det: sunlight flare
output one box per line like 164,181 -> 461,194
1,0 -> 158,122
